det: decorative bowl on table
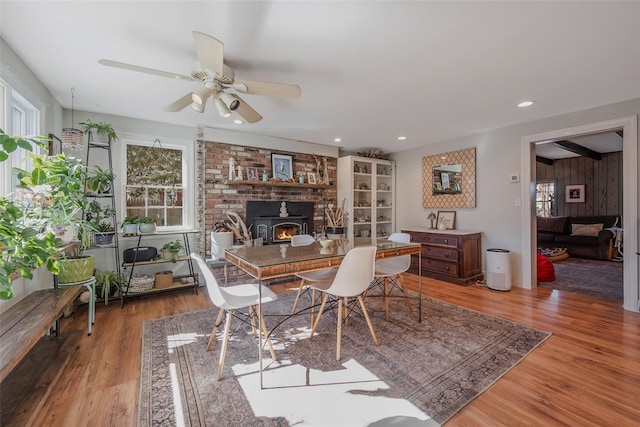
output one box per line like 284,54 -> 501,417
319,239 -> 334,249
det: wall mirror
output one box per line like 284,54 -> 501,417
422,147 -> 476,208
432,164 -> 462,195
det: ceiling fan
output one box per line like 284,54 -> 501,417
98,31 -> 301,123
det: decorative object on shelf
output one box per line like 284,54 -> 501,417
307,172 -> 316,184
247,167 -> 259,181
128,274 -> 155,293
236,165 -> 243,181
161,240 -> 184,263
436,211 -> 456,230
61,88 -> 83,149
325,199 -> 348,239
272,153 -> 293,180
565,184 -> 585,203
357,149 -> 384,159
262,170 -> 268,181
155,271 -> 174,289
279,201 -> 289,217
228,157 -> 236,180
138,217 -> 157,233
79,119 -> 118,144
427,211 -> 437,229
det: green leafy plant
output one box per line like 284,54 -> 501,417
95,269 -> 124,305
95,221 -> 115,233
79,120 -> 118,141
161,240 -> 183,263
86,165 -> 115,193
139,217 -> 156,224
121,216 -> 140,226
0,128 -> 48,162
84,200 -> 116,231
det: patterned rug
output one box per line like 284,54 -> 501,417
539,257 -> 623,302
139,292 -> 550,426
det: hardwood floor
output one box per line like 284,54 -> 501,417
3,275 -> 639,426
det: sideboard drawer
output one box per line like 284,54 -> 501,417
423,258 -> 459,276
422,245 -> 458,261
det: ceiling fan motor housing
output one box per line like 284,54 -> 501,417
191,62 -> 235,85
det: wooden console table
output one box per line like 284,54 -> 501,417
402,228 -> 483,286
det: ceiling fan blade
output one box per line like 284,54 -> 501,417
234,80 -> 301,99
192,31 -> 224,76
98,59 -> 193,81
231,94 -> 262,123
164,93 -> 194,112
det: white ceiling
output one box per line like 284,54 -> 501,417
1,1 -> 639,154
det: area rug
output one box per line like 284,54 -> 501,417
539,257 -> 623,302
138,292 -> 550,426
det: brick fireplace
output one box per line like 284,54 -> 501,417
199,141 -> 337,274
246,201 -> 314,244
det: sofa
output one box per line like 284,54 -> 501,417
537,215 -> 620,260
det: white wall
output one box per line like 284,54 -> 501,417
392,98 -> 640,290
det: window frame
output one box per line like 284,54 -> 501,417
535,179 -> 556,218
120,136 -> 194,231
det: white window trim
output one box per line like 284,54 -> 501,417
119,135 -> 195,231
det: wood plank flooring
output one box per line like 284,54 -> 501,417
3,275 -> 639,426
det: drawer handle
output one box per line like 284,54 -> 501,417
444,253 -> 449,258
444,239 -> 448,243
444,266 -> 449,271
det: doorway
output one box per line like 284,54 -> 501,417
521,116 -> 638,313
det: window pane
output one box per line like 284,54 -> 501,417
125,143 -> 184,228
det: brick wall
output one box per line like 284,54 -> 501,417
200,141 -> 337,263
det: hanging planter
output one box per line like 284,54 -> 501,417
61,88 -> 83,150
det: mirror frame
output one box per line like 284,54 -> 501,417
422,147 -> 476,208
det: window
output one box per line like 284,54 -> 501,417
0,80 -> 42,196
124,142 -> 189,229
536,180 -> 555,217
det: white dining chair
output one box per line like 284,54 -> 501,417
289,235 -> 337,324
308,246 -> 379,360
371,232 -> 414,321
191,253 -> 278,380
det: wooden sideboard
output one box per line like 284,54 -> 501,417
402,228 -> 483,286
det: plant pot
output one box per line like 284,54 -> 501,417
58,255 -> 95,284
122,224 -> 139,235
325,226 -> 345,240
211,231 -> 233,261
162,250 -> 178,262
139,223 -> 156,234
89,130 -> 110,145
95,232 -> 115,246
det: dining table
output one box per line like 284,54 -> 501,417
224,237 -> 423,388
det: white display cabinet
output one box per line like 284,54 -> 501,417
337,156 -> 395,243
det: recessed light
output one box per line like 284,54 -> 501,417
233,119 -> 243,124
518,100 -> 534,108
334,137 -> 342,143
397,136 -> 407,140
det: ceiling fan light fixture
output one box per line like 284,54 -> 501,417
214,97 -> 231,117
191,90 -> 210,106
191,102 -> 205,113
219,92 -> 240,111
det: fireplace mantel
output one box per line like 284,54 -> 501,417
221,180 -> 333,189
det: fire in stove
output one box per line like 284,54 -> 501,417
273,224 -> 301,242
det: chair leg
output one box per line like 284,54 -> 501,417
384,277 -> 390,321
207,308 -> 225,352
343,297 -> 349,326
217,310 -> 233,380
310,293 -> 328,338
336,298 -> 343,360
256,304 -> 277,362
310,288 -> 317,329
248,305 -> 258,338
358,295 -> 379,346
291,279 -> 307,315
398,274 -> 414,311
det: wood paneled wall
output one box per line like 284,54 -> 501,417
536,152 -> 622,217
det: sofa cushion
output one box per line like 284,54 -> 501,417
555,235 -> 598,246
537,231 -> 560,243
571,223 -> 603,237
537,216 -> 568,233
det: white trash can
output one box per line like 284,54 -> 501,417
211,231 -> 234,261
486,248 -> 511,291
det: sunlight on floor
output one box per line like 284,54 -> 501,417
166,332 -> 204,353
232,358 -> 439,426
169,363 -> 186,427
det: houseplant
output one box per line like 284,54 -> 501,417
121,216 -> 140,235
161,240 -> 183,262
86,165 -> 115,194
84,200 -> 116,245
95,269 -> 123,305
79,120 -> 118,144
138,216 -> 156,234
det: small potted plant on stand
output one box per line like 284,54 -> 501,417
79,119 -> 118,145
86,165 -> 115,194
95,269 -> 123,305
161,240 -> 184,263
85,200 -> 116,246
138,217 -> 157,234
121,216 -> 140,235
